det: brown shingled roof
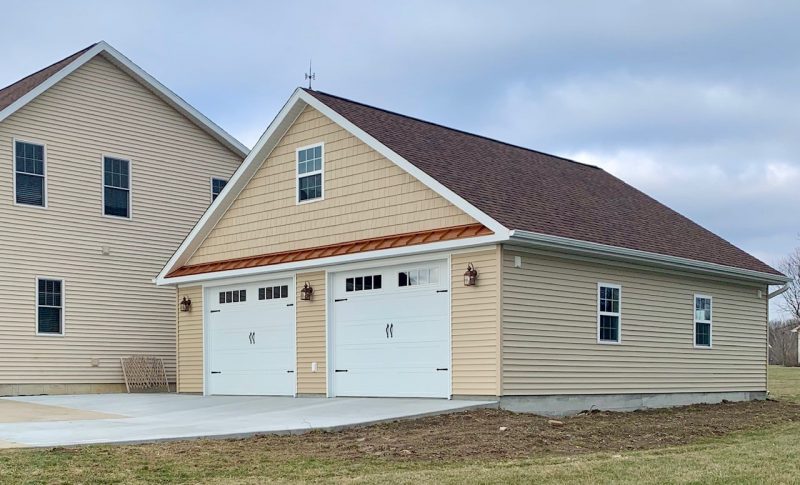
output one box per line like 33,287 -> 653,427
169,224 -> 492,278
304,89 -> 781,276
0,44 -> 96,113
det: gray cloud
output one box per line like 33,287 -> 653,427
1,0 -> 798,317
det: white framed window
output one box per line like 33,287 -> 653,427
36,277 -> 64,336
398,267 -> 439,287
211,177 -> 227,202
218,289 -> 247,304
296,143 -> 323,203
597,283 -> 621,343
346,274 -> 383,292
13,139 -> 47,207
103,156 -> 131,219
258,285 -> 289,300
694,294 -> 712,348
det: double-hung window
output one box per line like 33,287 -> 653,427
37,278 -> 64,335
14,141 -> 46,207
694,295 -> 712,348
597,283 -> 621,343
211,177 -> 227,201
103,156 -> 131,218
296,144 -> 323,202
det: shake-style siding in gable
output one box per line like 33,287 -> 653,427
187,105 -> 476,266
0,55 -> 241,387
501,246 -> 768,396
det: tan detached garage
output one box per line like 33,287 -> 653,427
156,88 -> 788,415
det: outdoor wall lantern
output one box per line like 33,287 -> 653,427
179,296 -> 192,312
463,263 -> 478,286
300,282 -> 314,301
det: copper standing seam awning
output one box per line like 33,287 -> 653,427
167,223 -> 493,278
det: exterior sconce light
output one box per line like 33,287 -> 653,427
179,297 -> 192,312
463,263 -> 478,286
300,282 -> 314,301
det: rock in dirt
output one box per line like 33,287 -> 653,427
548,420 -> 565,427
499,426 -> 508,432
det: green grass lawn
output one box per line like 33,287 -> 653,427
1,367 -> 799,484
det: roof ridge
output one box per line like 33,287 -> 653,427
0,43 -> 97,96
304,88 -> 600,170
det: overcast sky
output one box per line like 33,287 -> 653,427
2,1 -> 798,313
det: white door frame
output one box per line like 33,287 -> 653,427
326,253 -> 452,398
201,272 -> 297,396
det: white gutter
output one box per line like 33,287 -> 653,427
768,284 -> 790,300
509,229 -> 790,285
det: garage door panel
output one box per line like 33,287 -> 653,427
207,279 -> 295,396
331,259 -> 450,398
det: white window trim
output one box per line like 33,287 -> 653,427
101,154 -> 133,220
12,138 -> 48,209
693,293 -> 713,349
35,276 -> 65,337
210,176 -> 228,203
295,142 -> 325,205
597,282 -> 622,344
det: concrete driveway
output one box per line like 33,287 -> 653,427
0,394 -> 495,448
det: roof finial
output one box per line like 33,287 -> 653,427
305,59 -> 315,89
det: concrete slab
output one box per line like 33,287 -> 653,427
0,394 -> 495,448
0,399 -> 123,423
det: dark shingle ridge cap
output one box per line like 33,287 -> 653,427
303,88 -> 601,171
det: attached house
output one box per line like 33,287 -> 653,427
157,88 -> 788,414
0,42 -> 245,396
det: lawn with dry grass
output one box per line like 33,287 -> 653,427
1,366 -> 799,484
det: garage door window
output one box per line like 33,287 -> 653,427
346,275 -> 382,292
219,289 -> 247,304
259,285 -> 289,300
398,267 -> 438,287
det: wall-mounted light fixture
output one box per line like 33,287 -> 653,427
300,282 -> 314,301
463,263 -> 478,286
179,296 -> 192,312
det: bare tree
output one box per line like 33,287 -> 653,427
777,247 -> 800,321
769,320 -> 799,366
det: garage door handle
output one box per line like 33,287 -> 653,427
211,371 -> 221,374
436,290 -> 448,293
210,310 -> 221,313
335,369 -> 348,373
436,368 -> 449,371
389,323 -> 394,338
287,370 -> 295,373
385,324 -> 389,338
334,298 -> 348,302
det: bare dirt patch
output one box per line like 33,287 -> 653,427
139,398 -> 800,462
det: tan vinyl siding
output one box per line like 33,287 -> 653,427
187,105 -> 476,265
451,246 -> 501,396
176,286 -> 203,393
501,246 -> 768,395
0,55 -> 241,386
296,271 -> 326,394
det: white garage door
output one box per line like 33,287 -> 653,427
330,259 -> 450,398
207,279 -> 295,396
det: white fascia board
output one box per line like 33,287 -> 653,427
156,89 -> 307,280
157,232 -> 507,286
0,42 -> 247,157
509,230 -> 789,285
297,90 -> 510,237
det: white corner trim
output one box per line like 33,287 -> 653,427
0,41 -> 247,157
509,230 -> 789,285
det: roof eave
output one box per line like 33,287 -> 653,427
509,229 -> 789,285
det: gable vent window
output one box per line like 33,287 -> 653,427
15,141 -> 46,207
297,144 -> 323,202
211,177 -> 227,202
346,275 -> 382,292
259,285 -> 289,300
597,283 -> 621,343
37,278 -> 64,335
219,289 -> 247,304
103,156 -> 131,218
398,268 -> 438,287
694,295 -> 712,348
